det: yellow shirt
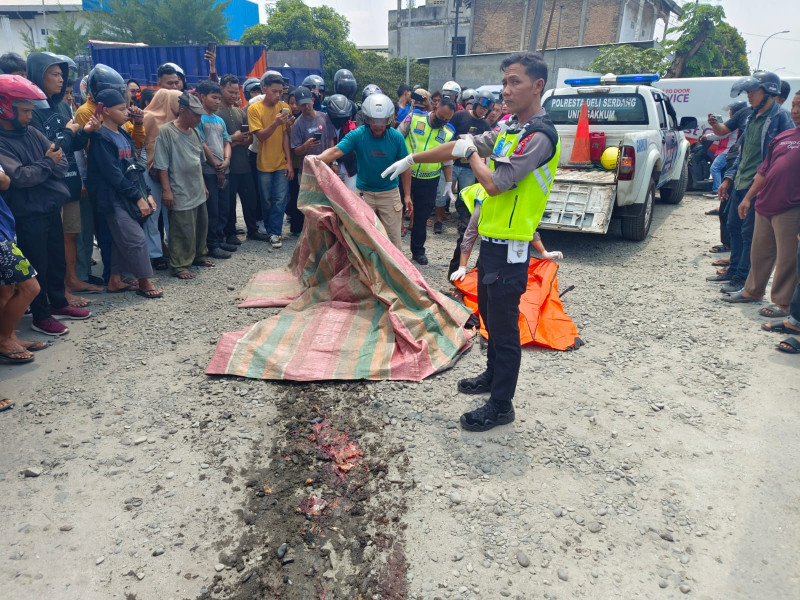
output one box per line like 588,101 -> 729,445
247,100 -> 289,173
74,99 -> 146,149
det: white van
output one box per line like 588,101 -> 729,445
652,75 -> 800,142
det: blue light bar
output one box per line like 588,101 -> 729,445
564,74 -> 660,86
564,77 -> 602,86
615,74 -> 660,84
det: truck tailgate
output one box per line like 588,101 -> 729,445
538,169 -> 616,234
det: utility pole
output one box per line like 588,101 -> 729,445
527,0 -> 546,52
451,0 -> 461,80
406,0 -> 412,85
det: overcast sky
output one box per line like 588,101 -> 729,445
258,0 -> 800,77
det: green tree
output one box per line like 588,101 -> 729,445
20,31 -> 47,54
240,0 -> 360,83
663,3 -> 748,78
589,45 -> 670,76
352,51 -> 429,97
88,0 -> 230,46
48,9 -> 90,58
589,4 -> 749,79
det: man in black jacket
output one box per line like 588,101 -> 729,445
26,52 -> 103,304
0,74 -> 91,336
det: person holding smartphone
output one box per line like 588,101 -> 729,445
288,86 -> 336,235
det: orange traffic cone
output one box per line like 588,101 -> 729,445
568,101 -> 592,167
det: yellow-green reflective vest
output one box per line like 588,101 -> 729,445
460,120 -> 561,241
404,110 -> 456,179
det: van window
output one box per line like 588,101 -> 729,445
544,93 -> 649,125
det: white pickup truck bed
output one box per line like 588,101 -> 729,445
539,168 -> 618,234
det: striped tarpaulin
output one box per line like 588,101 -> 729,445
206,158 -> 472,382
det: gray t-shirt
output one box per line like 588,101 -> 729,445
196,113 -> 231,176
153,122 -> 206,211
290,112 -> 336,171
472,108 -> 555,194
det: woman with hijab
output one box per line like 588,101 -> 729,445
142,89 -> 181,270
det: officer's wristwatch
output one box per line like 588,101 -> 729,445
464,147 -> 477,160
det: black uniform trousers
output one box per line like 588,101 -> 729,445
14,211 -> 68,320
476,240 -> 529,404
410,175 -> 440,257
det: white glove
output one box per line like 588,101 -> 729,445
381,155 -> 415,180
444,184 -> 456,202
542,250 -> 563,260
452,134 -> 477,158
449,266 -> 467,282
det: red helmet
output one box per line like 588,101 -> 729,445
0,74 -> 49,125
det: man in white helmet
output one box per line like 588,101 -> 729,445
313,93 -> 413,248
442,81 -> 463,111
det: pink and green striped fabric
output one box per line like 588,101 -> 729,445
206,158 -> 472,382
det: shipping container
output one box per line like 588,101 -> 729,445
86,43 -> 323,88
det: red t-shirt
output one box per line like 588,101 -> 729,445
755,127 -> 800,217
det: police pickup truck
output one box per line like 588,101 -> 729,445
539,74 -> 697,241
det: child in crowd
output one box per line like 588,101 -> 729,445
153,92 -> 212,279
196,80 -> 234,258
0,163 -> 43,372
87,89 -> 162,299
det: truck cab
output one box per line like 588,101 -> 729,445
540,74 -> 696,241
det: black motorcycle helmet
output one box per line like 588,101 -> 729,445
87,64 -> 126,100
474,89 -> 496,114
333,69 -> 357,99
302,74 -> 325,94
361,84 -> 382,102
326,93 -> 354,129
730,70 -> 782,112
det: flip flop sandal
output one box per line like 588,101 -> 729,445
172,270 -> 196,279
152,257 -> 169,271
711,259 -> 730,267
192,259 -> 215,267
23,341 -> 50,351
709,244 -> 730,253
107,283 -> 138,293
721,292 -> 760,303
0,350 -> 34,364
69,297 -> 92,307
705,209 -> 719,216
777,336 -> 800,354
759,306 -> 788,318
69,286 -> 103,294
136,289 -> 163,299
761,319 -> 800,334
0,399 -> 14,412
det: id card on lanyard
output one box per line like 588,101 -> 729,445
507,240 -> 528,264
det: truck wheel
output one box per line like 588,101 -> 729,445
661,160 -> 688,204
621,180 -> 655,241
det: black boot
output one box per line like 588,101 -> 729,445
460,399 -> 515,432
458,371 -> 492,395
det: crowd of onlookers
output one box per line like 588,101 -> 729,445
699,71 -> 800,355
0,48 -> 514,405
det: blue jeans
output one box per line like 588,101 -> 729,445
258,170 -> 289,237
710,154 -> 726,193
727,186 -> 755,282
453,163 -> 476,191
142,170 -> 168,259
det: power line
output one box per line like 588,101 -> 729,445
740,32 -> 800,43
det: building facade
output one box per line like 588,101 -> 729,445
389,0 -> 473,60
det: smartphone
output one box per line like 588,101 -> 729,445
52,135 -> 65,150
240,124 -> 250,133
94,102 -> 104,119
207,42 -> 216,55
713,114 -> 723,123
313,132 -> 323,141
281,107 -> 290,115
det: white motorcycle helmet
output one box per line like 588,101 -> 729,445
362,93 -> 395,126
442,80 -> 462,103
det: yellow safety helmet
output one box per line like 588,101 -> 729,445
601,146 -> 619,170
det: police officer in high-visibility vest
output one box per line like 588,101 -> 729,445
382,52 -> 560,432
396,98 -> 457,265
